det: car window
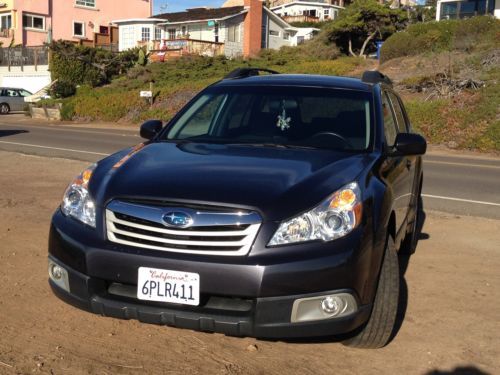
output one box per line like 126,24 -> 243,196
18,90 -> 32,97
165,86 -> 374,151
382,92 -> 398,147
169,94 -> 227,139
387,92 -> 408,133
5,89 -> 19,97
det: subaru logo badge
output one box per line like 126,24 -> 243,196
162,211 -> 193,228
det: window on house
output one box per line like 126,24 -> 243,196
324,9 -> 330,18
23,14 -> 45,30
73,21 -> 85,37
0,13 -> 12,30
269,30 -> 280,37
227,24 -> 240,43
76,0 -> 96,7
181,26 -> 187,36
141,27 -> 151,41
155,27 -> 162,40
303,9 -> 317,17
121,25 -> 135,50
100,26 -> 109,34
168,28 -> 176,40
283,32 -> 290,40
214,24 -> 219,43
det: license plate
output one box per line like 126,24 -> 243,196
137,267 -> 200,306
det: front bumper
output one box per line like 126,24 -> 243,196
49,256 -> 371,338
48,210 -> 376,338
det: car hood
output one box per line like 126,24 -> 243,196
93,142 -> 377,221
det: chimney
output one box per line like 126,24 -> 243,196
243,0 -> 263,58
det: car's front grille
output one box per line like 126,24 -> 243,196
106,200 -> 261,256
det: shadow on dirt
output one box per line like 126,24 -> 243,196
425,366 -> 491,375
0,129 -> 28,138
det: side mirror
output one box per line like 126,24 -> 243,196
140,120 -> 163,140
393,133 -> 427,156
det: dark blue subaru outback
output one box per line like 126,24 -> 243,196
48,69 -> 426,348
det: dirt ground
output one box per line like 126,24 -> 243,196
0,150 -> 499,375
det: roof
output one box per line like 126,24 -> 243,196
153,6 -> 245,23
271,1 -> 344,10
112,18 -> 165,24
215,74 -> 373,92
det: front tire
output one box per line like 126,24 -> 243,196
342,237 -> 400,349
0,103 -> 10,115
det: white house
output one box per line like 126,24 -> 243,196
113,0 -> 318,58
436,0 -> 499,20
271,1 -> 344,23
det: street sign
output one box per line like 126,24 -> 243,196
140,91 -> 153,98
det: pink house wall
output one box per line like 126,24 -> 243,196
11,0 -> 152,46
51,0 -> 152,41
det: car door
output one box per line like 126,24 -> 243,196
11,90 -> 25,111
388,91 -> 417,209
381,90 -> 412,235
4,89 -> 21,111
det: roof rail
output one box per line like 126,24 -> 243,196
361,70 -> 392,86
224,68 -> 280,80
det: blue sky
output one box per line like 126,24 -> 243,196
153,0 -> 226,14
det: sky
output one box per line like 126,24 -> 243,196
153,0 -> 226,14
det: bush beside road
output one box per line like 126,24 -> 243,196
0,150 -> 498,374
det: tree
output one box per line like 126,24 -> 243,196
326,0 -> 408,57
49,40 -> 140,87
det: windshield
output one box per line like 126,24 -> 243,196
164,86 -> 373,151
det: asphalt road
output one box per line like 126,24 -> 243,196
1,118 -> 499,219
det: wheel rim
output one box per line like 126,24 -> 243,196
0,104 -> 8,114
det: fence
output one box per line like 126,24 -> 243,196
139,38 -> 225,58
281,15 -> 321,23
73,26 -> 119,52
0,46 -> 49,71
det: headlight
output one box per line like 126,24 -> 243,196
61,164 -> 97,228
268,182 -> 362,246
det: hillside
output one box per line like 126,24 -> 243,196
52,17 -> 500,152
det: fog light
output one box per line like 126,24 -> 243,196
48,259 -> 70,292
291,292 -> 358,323
321,296 -> 344,316
50,264 -> 63,280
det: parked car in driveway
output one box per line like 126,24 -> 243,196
0,87 -> 32,114
48,68 -> 426,349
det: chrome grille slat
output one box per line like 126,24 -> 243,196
106,201 -> 261,256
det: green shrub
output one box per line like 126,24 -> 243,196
50,80 -> 77,98
49,40 -> 139,87
60,100 -> 75,120
381,16 -> 500,63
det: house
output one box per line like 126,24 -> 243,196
0,0 -> 152,48
436,0 -> 499,20
113,0 -> 318,58
270,1 -> 344,23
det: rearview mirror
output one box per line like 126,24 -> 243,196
393,133 -> 427,156
140,120 -> 163,140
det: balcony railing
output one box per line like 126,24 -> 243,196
0,28 -> 13,38
282,15 -> 321,23
0,46 -> 49,70
138,38 -> 225,58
